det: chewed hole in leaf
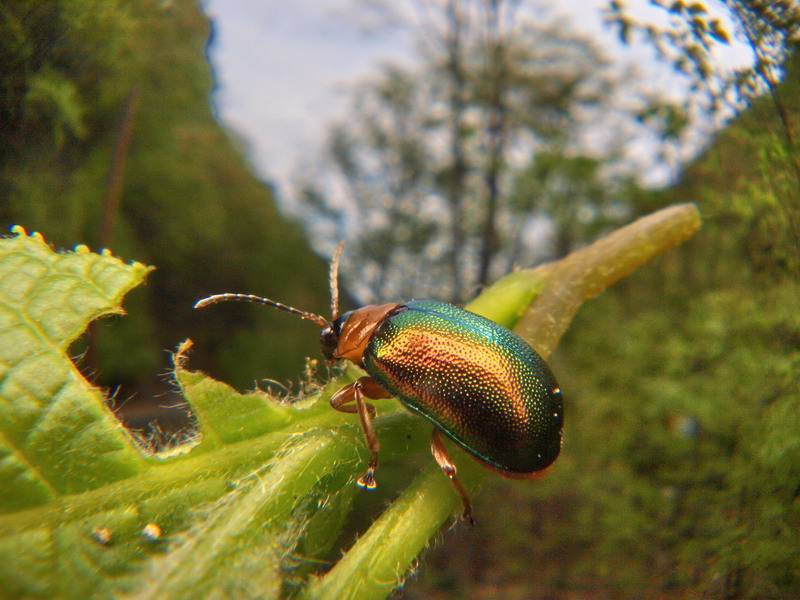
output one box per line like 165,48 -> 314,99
65,304 -> 199,456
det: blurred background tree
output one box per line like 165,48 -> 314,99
295,0 -> 637,304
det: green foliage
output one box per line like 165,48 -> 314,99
604,0 -> 800,189
604,0 -> 800,128
543,280 -> 800,597
24,66 -> 88,146
0,205 -> 698,599
0,227 -> 150,510
673,48 -> 800,279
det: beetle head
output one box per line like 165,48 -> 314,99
320,311 -> 353,360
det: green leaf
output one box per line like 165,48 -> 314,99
0,227 -> 150,508
0,207 -> 701,599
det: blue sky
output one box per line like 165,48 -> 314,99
202,1 -> 751,192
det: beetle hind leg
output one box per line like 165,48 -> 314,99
330,376 -> 392,489
430,428 -> 474,526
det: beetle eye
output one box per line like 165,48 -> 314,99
320,324 -> 338,360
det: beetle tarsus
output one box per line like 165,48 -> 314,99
357,469 -> 377,489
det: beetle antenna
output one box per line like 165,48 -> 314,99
194,293 -> 329,328
330,240 -> 345,320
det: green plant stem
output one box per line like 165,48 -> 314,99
516,202 -> 702,357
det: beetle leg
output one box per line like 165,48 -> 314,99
330,377 -> 391,489
430,428 -> 474,525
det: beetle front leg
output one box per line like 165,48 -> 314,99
330,376 -> 392,489
430,427 -> 474,525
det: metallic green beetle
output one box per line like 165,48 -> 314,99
195,244 -> 563,522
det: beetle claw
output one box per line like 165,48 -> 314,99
461,510 -> 475,527
357,469 -> 377,489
